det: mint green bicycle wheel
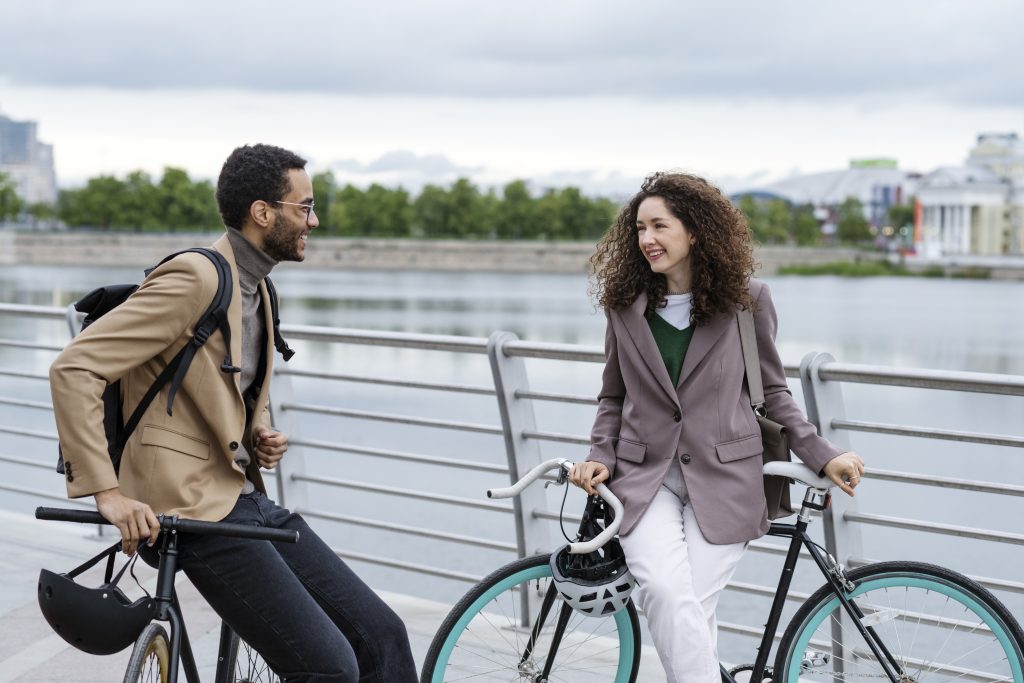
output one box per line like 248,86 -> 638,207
421,554 -> 641,682
775,561 -> 1024,683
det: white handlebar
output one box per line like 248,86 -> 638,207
487,458 -> 623,555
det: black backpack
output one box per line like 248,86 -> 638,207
56,247 -> 294,475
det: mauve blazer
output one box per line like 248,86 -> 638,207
586,279 -> 845,545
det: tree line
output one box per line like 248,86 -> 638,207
21,168 -> 621,240
4,168 -> 911,246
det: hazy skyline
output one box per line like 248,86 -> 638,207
2,0 -> 1022,195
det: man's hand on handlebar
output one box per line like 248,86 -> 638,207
569,461 -> 610,496
95,487 -> 161,556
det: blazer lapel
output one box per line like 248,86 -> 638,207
620,292 -> 680,405
677,309 -> 732,387
252,279 -> 276,416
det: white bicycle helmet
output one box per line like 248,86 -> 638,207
549,497 -> 635,617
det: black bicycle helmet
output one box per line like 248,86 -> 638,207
549,496 -> 635,617
38,542 -> 156,655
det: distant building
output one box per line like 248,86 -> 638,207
731,160 -> 919,237
915,133 -> 1023,256
0,112 -> 57,207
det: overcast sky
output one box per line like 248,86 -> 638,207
1,0 -> 1022,195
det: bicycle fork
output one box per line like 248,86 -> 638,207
517,584 -> 572,682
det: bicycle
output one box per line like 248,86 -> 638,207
36,506 -> 293,683
421,459 -> 1024,682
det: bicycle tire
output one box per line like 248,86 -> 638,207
220,628 -> 281,683
421,553 -> 641,683
775,561 -> 1024,683
122,622 -> 170,683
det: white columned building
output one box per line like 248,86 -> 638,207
916,133 -> 1023,257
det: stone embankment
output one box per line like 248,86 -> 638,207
0,230 -> 890,276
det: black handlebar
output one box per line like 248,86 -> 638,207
35,506 -> 300,544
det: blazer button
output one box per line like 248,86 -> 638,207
681,453 -> 692,465
66,473 -> 74,482
229,441 -> 240,451
672,411 -> 682,422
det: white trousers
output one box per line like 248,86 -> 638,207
619,470 -> 747,683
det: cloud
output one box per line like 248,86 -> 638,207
332,151 -> 483,176
2,1 -> 1022,106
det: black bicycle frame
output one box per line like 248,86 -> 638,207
152,530 -> 202,683
731,508 -> 907,683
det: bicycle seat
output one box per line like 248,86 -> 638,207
763,462 -> 833,491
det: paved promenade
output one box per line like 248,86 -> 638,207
0,509 -> 664,682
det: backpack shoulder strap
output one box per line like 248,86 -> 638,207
263,275 -> 295,361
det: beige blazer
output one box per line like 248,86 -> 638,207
50,234 -> 276,522
587,279 -> 844,544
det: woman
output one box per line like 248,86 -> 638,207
570,172 -> 864,682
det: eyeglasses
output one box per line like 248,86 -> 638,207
274,200 -> 316,224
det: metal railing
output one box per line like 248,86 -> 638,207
1,301 -> 1022,657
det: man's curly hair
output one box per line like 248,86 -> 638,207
216,144 -> 307,230
590,172 -> 756,326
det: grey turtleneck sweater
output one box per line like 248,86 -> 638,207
225,229 -> 278,492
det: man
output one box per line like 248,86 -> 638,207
50,144 -> 417,682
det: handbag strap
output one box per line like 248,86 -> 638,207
736,309 -> 766,413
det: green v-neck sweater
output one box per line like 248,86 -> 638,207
647,313 -> 695,386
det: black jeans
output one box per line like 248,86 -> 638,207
177,490 -> 417,683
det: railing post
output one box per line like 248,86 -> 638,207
801,351 -> 863,676
488,331 -> 550,560
799,351 -> 863,565
270,369 -> 309,512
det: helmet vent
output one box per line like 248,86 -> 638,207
579,592 -> 597,603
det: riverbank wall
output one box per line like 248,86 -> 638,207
3,230 -> 1022,278
0,230 -> 891,275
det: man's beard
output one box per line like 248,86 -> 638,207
262,213 -> 304,262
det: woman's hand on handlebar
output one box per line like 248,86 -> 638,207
569,461 -> 610,496
95,487 -> 161,556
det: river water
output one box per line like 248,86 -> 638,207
2,265 -> 1022,657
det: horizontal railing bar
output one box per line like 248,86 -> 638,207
864,468 -> 1024,496
834,419 -> 1024,448
848,647 -> 1002,683
0,482 -> 91,505
298,507 -> 517,552
845,512 -> 1024,545
275,368 -> 495,396
332,548 -> 482,584
521,429 -> 590,446
719,621 -> 785,642
848,556 -> 1024,595
0,368 -> 49,381
0,338 -> 64,352
291,473 -> 515,514
534,510 -> 583,524
515,389 -> 597,406
502,341 -> 603,362
0,425 -> 58,441
289,438 -> 508,474
280,324 -> 490,354
0,396 -> 53,411
0,303 -> 65,319
727,580 -> 810,603
748,538 -> 812,558
0,453 -> 51,470
281,402 -> 503,435
817,362 -> 1024,396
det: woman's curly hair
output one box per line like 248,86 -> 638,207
590,172 -> 756,326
